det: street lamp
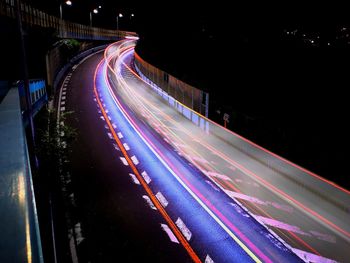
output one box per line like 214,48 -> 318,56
117,13 -> 123,31
90,8 -> 99,27
59,0 -> 72,20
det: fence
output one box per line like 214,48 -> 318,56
133,52 -> 209,117
0,0 -> 137,40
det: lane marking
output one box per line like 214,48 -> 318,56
176,218 -> 192,241
141,171 -> 151,184
119,157 -> 129,166
205,171 -> 231,181
117,132 -> 123,138
161,224 -> 180,244
131,155 -> 139,165
142,195 -> 157,210
123,143 -> 130,151
205,255 -> 214,263
292,248 -> 337,263
60,107 -> 65,112
254,215 -> 311,236
112,143 -> 120,151
112,123 -> 117,129
129,173 -> 140,185
107,132 -> 113,139
156,192 -> 169,208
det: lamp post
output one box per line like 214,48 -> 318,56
90,8 -> 98,27
116,13 -> 123,31
59,0 -> 72,20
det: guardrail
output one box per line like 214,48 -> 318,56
134,63 -> 210,133
0,86 -> 43,263
0,0 -> 137,40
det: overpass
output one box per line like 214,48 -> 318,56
0,0 -> 137,41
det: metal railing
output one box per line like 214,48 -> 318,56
0,0 -> 137,40
133,51 -> 209,117
0,86 -> 44,263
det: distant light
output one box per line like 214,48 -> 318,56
327,42 -> 331,46
119,13 -> 123,18
286,31 -> 289,35
93,9 -> 98,14
131,13 -> 135,17
310,40 -> 314,44
98,5 -> 102,9
65,0 -> 72,6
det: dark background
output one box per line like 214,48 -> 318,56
1,0 -> 349,188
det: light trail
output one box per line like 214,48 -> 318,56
103,46 -> 268,263
93,57 -> 202,263
101,41 -> 307,263
98,40 -> 350,262
130,54 -> 350,197
111,43 -> 349,244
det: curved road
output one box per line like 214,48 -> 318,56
63,51 -> 191,262
61,40 -> 350,263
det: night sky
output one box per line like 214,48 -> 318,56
4,0 -> 350,187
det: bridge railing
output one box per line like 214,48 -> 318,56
133,51 -> 209,118
0,85 -> 44,263
0,0 -> 137,40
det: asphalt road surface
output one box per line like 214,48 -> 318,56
63,51 -> 192,262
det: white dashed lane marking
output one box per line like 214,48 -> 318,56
119,157 -> 129,166
205,255 -> 214,263
156,192 -> 168,208
175,218 -> 192,241
117,132 -> 123,138
131,155 -> 139,165
128,173 -> 140,185
141,171 -> 151,184
112,143 -> 120,151
142,195 -> 157,210
123,143 -> 130,151
160,224 -> 179,244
